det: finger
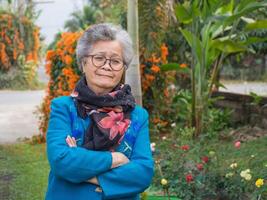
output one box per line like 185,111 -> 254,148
67,136 -> 75,147
72,137 -> 77,146
66,137 -> 73,147
69,136 -> 76,146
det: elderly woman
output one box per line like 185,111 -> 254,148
45,23 -> 154,200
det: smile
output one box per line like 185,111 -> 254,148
96,73 -> 113,78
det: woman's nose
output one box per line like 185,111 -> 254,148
101,60 -> 112,71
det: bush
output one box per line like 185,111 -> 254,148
152,137 -> 267,200
0,10 -> 40,89
38,32 -> 82,139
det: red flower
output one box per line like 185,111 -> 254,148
196,163 -> 204,171
186,174 -> 193,183
98,111 -> 130,140
202,156 -> 209,163
181,145 -> 190,151
234,141 -> 241,149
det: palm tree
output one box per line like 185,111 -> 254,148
64,5 -> 104,32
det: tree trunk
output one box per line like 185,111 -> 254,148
126,0 -> 142,106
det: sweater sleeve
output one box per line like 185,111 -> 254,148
97,108 -> 154,199
46,97 -> 112,183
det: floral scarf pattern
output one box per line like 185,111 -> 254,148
71,76 -> 135,151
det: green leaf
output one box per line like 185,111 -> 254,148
161,63 -> 190,73
175,4 -> 192,24
215,0 -> 234,15
245,20 -> 267,31
241,37 -> 267,46
211,39 -> 247,53
224,1 -> 267,26
179,28 -> 202,63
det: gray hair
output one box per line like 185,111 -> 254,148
76,23 -> 134,71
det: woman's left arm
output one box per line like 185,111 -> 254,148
97,108 -> 154,200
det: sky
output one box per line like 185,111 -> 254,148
35,0 -> 87,44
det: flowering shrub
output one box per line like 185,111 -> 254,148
38,32 -> 82,139
141,44 -> 191,136
0,11 -> 40,88
152,138 -> 267,200
0,11 -> 40,69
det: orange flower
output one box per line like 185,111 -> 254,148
18,41 -> 24,50
164,88 -> 169,97
46,50 -> 55,61
26,53 -> 33,61
152,118 -> 161,124
45,61 -> 52,75
161,43 -> 168,63
145,74 -> 155,82
147,53 -> 161,63
180,63 -> 188,68
5,35 -> 11,45
0,43 -> 10,69
13,48 -> 17,60
151,65 -> 160,73
64,55 -> 73,65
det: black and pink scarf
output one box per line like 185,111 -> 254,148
71,76 -> 136,151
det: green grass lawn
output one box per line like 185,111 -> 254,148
0,143 -> 49,200
0,137 -> 266,200
0,142 -> 174,200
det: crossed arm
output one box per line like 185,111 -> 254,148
65,135 -> 129,185
47,98 -> 154,199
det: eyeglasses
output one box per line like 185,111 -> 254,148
84,54 -> 125,71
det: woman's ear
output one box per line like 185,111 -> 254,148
81,60 -> 86,74
119,69 -> 126,84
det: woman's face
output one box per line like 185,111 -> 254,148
82,40 -> 125,95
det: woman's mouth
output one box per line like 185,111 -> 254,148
96,73 -> 113,78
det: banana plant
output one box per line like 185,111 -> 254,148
162,0 -> 267,137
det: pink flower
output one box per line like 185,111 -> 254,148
98,111 -> 130,140
181,145 -> 190,151
234,141 -> 241,149
202,156 -> 209,164
150,142 -> 156,152
186,174 -> 193,183
108,91 -> 118,98
196,163 -> 204,171
70,90 -> 78,97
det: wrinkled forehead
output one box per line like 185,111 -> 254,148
89,40 -> 123,57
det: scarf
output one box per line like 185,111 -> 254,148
71,76 -> 136,151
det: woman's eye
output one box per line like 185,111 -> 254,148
112,59 -> 122,64
95,56 -> 105,61
112,60 -> 120,64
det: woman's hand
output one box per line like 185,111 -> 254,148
111,152 -> 129,169
66,135 -> 77,147
66,136 -> 129,168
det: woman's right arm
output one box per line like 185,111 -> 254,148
46,97 -> 113,183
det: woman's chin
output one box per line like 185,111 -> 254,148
95,81 -> 116,90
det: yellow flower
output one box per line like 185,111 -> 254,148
255,178 -> 264,188
209,151 -> 215,156
230,163 -> 238,169
161,178 -> 168,186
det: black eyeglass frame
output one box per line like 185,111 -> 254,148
83,54 -> 127,71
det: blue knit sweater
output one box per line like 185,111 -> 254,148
45,96 -> 154,200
